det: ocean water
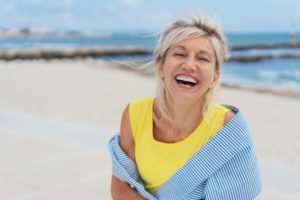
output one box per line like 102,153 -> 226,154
222,59 -> 300,90
1,32 -> 299,50
0,33 -> 157,51
1,32 -> 300,91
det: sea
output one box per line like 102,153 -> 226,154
1,32 -> 300,92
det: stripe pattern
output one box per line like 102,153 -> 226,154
108,107 -> 262,200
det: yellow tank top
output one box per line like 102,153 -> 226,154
129,97 -> 229,194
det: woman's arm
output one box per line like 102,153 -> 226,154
111,176 -> 146,200
111,105 -> 146,200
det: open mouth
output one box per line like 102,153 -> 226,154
175,75 -> 198,87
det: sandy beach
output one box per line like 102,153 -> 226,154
0,59 -> 299,199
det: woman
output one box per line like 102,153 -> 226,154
109,13 -> 262,200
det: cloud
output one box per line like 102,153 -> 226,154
21,0 -> 73,6
21,0 -> 42,4
147,11 -> 174,26
0,4 -> 16,14
105,4 -> 116,12
63,0 -> 73,6
120,0 -> 140,6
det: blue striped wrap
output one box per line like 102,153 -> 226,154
108,107 -> 262,199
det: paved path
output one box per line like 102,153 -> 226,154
1,111 -> 299,199
0,111 -> 112,200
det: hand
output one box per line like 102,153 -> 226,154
111,176 -> 146,200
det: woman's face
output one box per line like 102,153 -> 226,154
159,36 -> 218,104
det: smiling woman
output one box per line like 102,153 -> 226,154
108,13 -> 262,200
159,37 -> 218,117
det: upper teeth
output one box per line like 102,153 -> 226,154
175,75 -> 197,84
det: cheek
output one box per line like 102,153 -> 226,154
209,71 -> 219,88
203,65 -> 215,79
210,71 -> 216,81
202,67 -> 217,88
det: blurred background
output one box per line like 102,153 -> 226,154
0,0 -> 299,199
1,0 -> 300,90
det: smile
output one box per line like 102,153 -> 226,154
175,74 -> 199,87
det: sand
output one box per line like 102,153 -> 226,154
0,59 -> 299,199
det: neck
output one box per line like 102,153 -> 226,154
165,95 -> 204,135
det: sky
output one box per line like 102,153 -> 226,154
0,0 -> 300,33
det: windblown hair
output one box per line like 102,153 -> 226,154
152,13 -> 228,123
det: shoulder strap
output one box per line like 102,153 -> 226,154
129,97 -> 153,142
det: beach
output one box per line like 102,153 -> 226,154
1,59 -> 299,199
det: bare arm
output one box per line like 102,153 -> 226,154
111,105 -> 146,200
224,110 -> 236,126
111,176 -> 146,200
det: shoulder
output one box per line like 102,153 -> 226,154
123,97 -> 152,123
129,97 -> 154,128
120,104 -> 135,161
223,110 -> 236,126
130,97 -> 154,109
120,104 -> 131,133
209,103 -> 236,126
119,97 -> 154,161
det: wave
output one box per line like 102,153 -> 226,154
258,69 -> 300,83
229,48 -> 300,57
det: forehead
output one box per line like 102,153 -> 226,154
171,36 -> 214,54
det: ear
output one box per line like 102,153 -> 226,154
158,64 -> 164,79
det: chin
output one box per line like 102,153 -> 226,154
169,90 -> 204,104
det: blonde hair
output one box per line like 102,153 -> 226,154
151,13 -> 228,123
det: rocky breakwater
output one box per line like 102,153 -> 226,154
0,47 -> 152,61
227,42 -> 300,62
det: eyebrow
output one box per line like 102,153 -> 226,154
171,45 -> 213,57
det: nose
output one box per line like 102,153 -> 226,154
182,56 -> 197,71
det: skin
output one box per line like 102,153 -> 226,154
156,36 -> 221,141
111,36 -> 235,199
111,105 -> 145,200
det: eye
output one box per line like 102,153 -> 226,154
173,53 -> 186,57
197,56 -> 210,62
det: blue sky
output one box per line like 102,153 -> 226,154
1,0 -> 300,32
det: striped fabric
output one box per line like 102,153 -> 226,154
108,107 -> 262,200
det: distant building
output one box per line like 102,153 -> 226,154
290,31 -> 297,45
